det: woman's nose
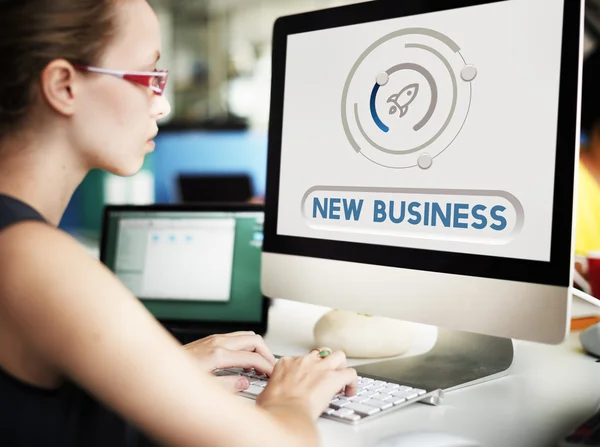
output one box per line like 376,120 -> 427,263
152,94 -> 171,120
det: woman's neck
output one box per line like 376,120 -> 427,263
0,133 -> 88,226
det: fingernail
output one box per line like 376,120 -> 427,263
237,377 -> 249,391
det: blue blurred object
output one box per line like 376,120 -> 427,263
152,130 -> 268,203
60,185 -> 83,230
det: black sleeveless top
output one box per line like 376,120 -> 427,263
0,194 -> 152,447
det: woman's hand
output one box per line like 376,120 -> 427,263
184,331 -> 276,391
256,348 -> 358,420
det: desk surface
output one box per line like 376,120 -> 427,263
263,299 -> 600,447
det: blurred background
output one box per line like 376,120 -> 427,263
61,0 -> 369,239
61,0 -> 600,241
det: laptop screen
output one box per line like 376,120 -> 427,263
102,208 -> 264,324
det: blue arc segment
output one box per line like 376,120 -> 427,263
370,83 -> 389,133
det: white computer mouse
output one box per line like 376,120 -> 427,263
375,431 -> 481,447
580,322 -> 600,357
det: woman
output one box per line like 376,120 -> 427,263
0,1 -> 357,446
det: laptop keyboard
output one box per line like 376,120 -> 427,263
215,367 -> 444,424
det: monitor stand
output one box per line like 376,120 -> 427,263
354,327 -> 514,393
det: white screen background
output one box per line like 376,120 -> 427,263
277,0 -> 566,262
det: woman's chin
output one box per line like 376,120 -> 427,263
105,158 -> 145,177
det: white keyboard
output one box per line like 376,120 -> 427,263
215,367 -> 444,424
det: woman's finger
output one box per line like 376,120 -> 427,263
307,346 -> 332,360
211,349 -> 275,376
214,374 -> 250,393
319,350 -> 347,370
216,334 -> 276,366
334,368 -> 359,397
221,331 -> 257,337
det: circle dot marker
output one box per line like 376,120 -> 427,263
418,153 -> 433,170
376,72 -> 389,86
461,65 -> 478,82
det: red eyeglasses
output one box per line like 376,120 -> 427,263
73,65 -> 169,96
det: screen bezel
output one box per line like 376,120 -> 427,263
100,203 -> 269,335
263,0 -> 581,287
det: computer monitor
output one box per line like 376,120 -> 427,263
100,204 -> 269,342
262,0 -> 582,364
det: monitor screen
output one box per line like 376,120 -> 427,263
277,0 -> 563,263
102,208 -> 265,323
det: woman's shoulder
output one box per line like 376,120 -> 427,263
0,215 -> 76,255
0,217 -> 98,314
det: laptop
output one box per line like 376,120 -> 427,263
99,203 -> 269,344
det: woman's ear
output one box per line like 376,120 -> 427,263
39,60 -> 77,117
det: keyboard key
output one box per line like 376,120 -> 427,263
381,385 -> 400,394
343,413 -> 362,422
332,408 -> 355,418
346,402 -> 381,416
363,399 -> 393,410
330,398 -> 351,410
243,385 -> 264,396
349,395 -> 372,403
391,396 -> 407,405
391,389 -> 419,400
214,370 -> 240,377
360,390 -> 380,399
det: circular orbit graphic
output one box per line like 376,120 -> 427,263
341,28 -> 477,169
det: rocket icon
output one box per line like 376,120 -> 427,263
387,83 -> 419,118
